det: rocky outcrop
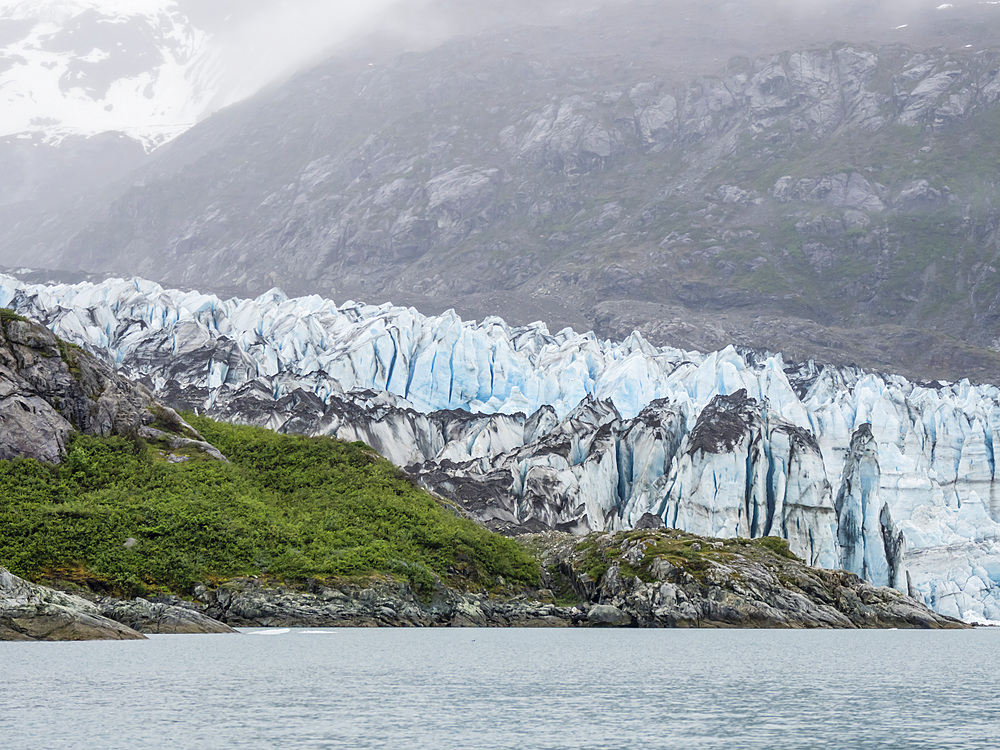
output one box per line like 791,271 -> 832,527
772,173 -> 885,212
0,309 -> 216,464
531,530 -> 967,629
94,596 -> 236,634
0,312 -> 149,462
0,567 -> 237,640
0,567 -> 145,641
184,529 -> 966,629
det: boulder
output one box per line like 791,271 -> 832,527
587,604 -> 631,626
95,597 -> 236,634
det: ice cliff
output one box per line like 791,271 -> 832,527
2,273 -> 999,623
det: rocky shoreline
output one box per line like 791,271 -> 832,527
183,529 -> 967,630
0,568 -> 146,641
3,529 -> 968,640
0,567 -> 237,640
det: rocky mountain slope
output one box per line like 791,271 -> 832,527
4,273 -> 1000,624
5,1 -> 1000,381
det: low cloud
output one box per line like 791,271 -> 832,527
198,0 -> 428,113
192,0 -> 637,114
192,0 -> 985,118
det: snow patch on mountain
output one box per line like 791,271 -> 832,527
0,0 -> 426,151
3,272 -> 1000,623
0,0 -> 212,148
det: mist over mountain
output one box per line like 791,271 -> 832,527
4,0 -> 1000,382
0,0 -> 435,212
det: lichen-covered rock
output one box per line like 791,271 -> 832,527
0,567 -> 145,641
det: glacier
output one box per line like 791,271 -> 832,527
2,272 -> 999,622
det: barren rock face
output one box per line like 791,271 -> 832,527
0,394 -> 73,464
0,311 -> 181,463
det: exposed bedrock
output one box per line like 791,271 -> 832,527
0,567 -> 145,641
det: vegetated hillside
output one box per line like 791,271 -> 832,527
7,2 -> 1000,381
0,305 -> 537,598
0,414 -> 540,598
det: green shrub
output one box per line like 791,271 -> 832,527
754,535 -> 801,561
0,417 -> 539,597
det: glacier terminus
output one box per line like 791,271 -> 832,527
3,273 -> 999,624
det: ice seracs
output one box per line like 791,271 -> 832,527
3,272 -> 1000,623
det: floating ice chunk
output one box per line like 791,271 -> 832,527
962,611 -> 1000,626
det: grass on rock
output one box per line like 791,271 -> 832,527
0,308 -> 29,325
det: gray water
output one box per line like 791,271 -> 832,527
2,628 -> 998,749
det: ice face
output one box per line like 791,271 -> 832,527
1,274 -> 716,418
4,272 -> 1000,622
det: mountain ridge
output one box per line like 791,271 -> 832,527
6,24 -> 1000,380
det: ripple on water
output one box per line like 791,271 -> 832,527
2,628 -> 999,750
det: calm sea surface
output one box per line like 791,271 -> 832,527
2,628 -> 998,749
